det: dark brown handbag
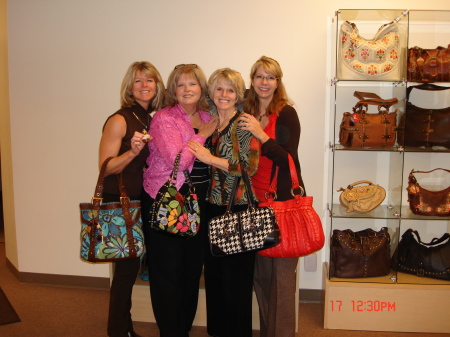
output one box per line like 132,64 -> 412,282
400,83 -> 450,148
339,91 -> 398,148
330,227 -> 391,278
395,229 -> 450,281
407,168 -> 450,217
407,45 -> 450,82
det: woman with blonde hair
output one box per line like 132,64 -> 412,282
240,56 -> 305,337
142,64 -> 217,337
99,61 -> 165,337
188,68 -> 259,337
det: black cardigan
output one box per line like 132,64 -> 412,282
260,105 -> 306,200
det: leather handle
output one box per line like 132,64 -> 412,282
353,91 -> 398,106
406,83 -> 450,100
347,180 -> 374,188
267,154 -> 304,200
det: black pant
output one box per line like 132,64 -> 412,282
204,203 -> 256,337
142,182 -> 208,337
104,193 -> 141,337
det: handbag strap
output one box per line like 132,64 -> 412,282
92,157 -> 130,209
224,161 -> 256,214
409,168 -> 450,183
406,83 -> 450,100
353,91 -> 398,113
266,154 -> 304,202
90,157 -> 137,260
171,151 -> 195,191
409,229 -> 450,246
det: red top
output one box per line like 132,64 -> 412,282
251,113 -> 278,202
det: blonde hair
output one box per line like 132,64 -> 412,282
165,64 -> 210,112
120,61 -> 165,110
243,56 -> 291,117
208,68 -> 246,106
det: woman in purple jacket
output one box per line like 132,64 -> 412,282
141,64 -> 217,337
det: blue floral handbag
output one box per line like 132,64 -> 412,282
79,157 -> 144,262
149,152 -> 200,237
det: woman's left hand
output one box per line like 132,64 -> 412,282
239,113 -> 270,143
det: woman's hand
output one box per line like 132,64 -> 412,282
239,113 -> 270,143
130,131 -> 152,155
197,116 -> 219,138
187,140 -> 212,163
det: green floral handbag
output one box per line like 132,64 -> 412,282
149,152 -> 200,237
79,157 -> 144,262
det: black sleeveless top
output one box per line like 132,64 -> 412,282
102,102 -> 151,198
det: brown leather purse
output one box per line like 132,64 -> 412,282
330,227 -> 391,278
407,168 -> 450,217
339,91 -> 398,148
407,45 -> 450,82
400,84 -> 450,149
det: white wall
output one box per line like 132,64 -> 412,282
5,0 -> 450,288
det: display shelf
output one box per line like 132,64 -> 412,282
328,9 -> 450,291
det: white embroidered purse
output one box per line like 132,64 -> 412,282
338,20 -> 401,80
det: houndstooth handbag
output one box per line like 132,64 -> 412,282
208,162 -> 279,256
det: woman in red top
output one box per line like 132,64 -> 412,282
239,56 -> 305,337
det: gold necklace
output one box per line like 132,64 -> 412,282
216,110 -> 237,132
132,112 -> 151,142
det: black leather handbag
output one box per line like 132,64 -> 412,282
395,229 -> 450,281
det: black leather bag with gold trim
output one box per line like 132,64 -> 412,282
330,227 -> 391,278
339,91 -> 398,148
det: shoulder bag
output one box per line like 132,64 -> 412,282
339,91 -> 398,148
338,180 -> 386,214
395,228 -> 450,280
79,157 -> 144,262
208,162 -> 279,257
338,20 -> 401,80
149,151 -> 200,237
401,83 -> 450,149
407,45 -> 450,82
406,168 -> 450,217
257,154 -> 324,258
330,227 -> 391,278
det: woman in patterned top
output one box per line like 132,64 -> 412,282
240,56 -> 305,337
188,68 -> 259,337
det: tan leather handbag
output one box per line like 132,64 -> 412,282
338,180 -> 386,213
339,91 -> 398,148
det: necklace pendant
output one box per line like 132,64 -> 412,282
142,129 -> 151,143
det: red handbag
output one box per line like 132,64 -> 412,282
257,154 -> 325,258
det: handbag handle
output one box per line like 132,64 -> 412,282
337,180 -> 375,191
265,154 -> 304,202
92,157 -> 130,208
170,151 -> 195,191
406,83 -> 450,100
409,229 -> 450,247
353,91 -> 398,106
224,161 -> 256,214
409,168 -> 450,183
90,157 -> 137,259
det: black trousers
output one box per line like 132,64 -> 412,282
104,193 -> 141,337
204,203 -> 256,337
142,182 -> 208,337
